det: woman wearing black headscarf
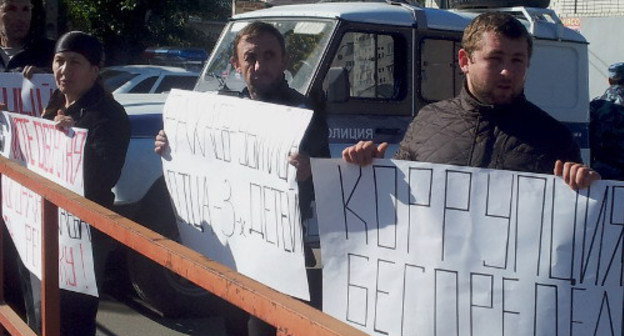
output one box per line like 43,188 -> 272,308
42,31 -> 130,208
22,31 -> 130,336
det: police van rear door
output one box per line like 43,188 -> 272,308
525,38 -> 590,162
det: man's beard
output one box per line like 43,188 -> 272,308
250,78 -> 282,101
471,81 -> 521,105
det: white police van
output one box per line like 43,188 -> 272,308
196,0 -> 590,160
117,0 -> 590,315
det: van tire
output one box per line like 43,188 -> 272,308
127,250 -> 248,334
126,250 -> 217,317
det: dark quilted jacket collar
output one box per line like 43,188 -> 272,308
458,83 -> 528,117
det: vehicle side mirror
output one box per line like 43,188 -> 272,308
326,67 -> 349,103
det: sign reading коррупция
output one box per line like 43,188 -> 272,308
313,159 -> 624,336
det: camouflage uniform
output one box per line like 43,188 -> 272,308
590,85 -> 624,180
596,85 -> 624,106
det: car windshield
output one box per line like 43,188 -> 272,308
100,69 -> 139,92
198,19 -> 336,95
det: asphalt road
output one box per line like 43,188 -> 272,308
93,250 -> 231,336
93,247 -> 324,336
95,294 -> 227,336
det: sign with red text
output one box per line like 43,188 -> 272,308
0,73 -> 56,117
313,159 -> 624,336
162,90 -> 311,300
0,112 -> 97,296
562,17 -> 582,31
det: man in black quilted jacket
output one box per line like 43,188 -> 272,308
343,12 -> 599,189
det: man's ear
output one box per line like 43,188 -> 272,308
230,56 -> 241,73
458,48 -> 470,74
91,65 -> 100,80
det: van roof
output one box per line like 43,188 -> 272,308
233,2 -> 586,43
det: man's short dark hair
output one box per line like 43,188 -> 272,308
231,21 -> 285,61
462,12 -> 533,58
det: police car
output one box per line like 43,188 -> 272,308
101,65 -> 199,94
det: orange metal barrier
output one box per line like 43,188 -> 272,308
0,155 -> 368,336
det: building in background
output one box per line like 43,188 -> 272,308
549,0 -> 624,98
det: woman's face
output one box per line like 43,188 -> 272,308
53,51 -> 99,104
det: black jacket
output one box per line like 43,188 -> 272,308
43,83 -> 130,208
589,88 -> 624,180
1,37 -> 55,72
396,86 -> 582,174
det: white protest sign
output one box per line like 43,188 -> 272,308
313,158 -> 624,336
0,73 -> 56,116
1,112 -> 98,297
162,90 -> 311,300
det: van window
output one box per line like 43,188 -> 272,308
100,70 -> 139,92
325,32 -> 406,100
198,19 -> 335,95
420,39 -> 463,102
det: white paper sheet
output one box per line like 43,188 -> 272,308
313,158 -> 624,336
1,112 -> 97,297
162,90 -> 311,300
0,73 -> 56,116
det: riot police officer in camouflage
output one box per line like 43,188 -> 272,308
590,62 -> 624,180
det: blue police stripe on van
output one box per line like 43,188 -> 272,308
128,113 -> 588,151
328,117 -> 589,152
327,115 -> 412,144
128,114 -> 163,139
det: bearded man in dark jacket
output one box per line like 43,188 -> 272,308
155,21 -> 329,336
343,12 -> 599,190
0,0 -> 56,322
155,21 -> 329,221
0,0 -> 55,75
